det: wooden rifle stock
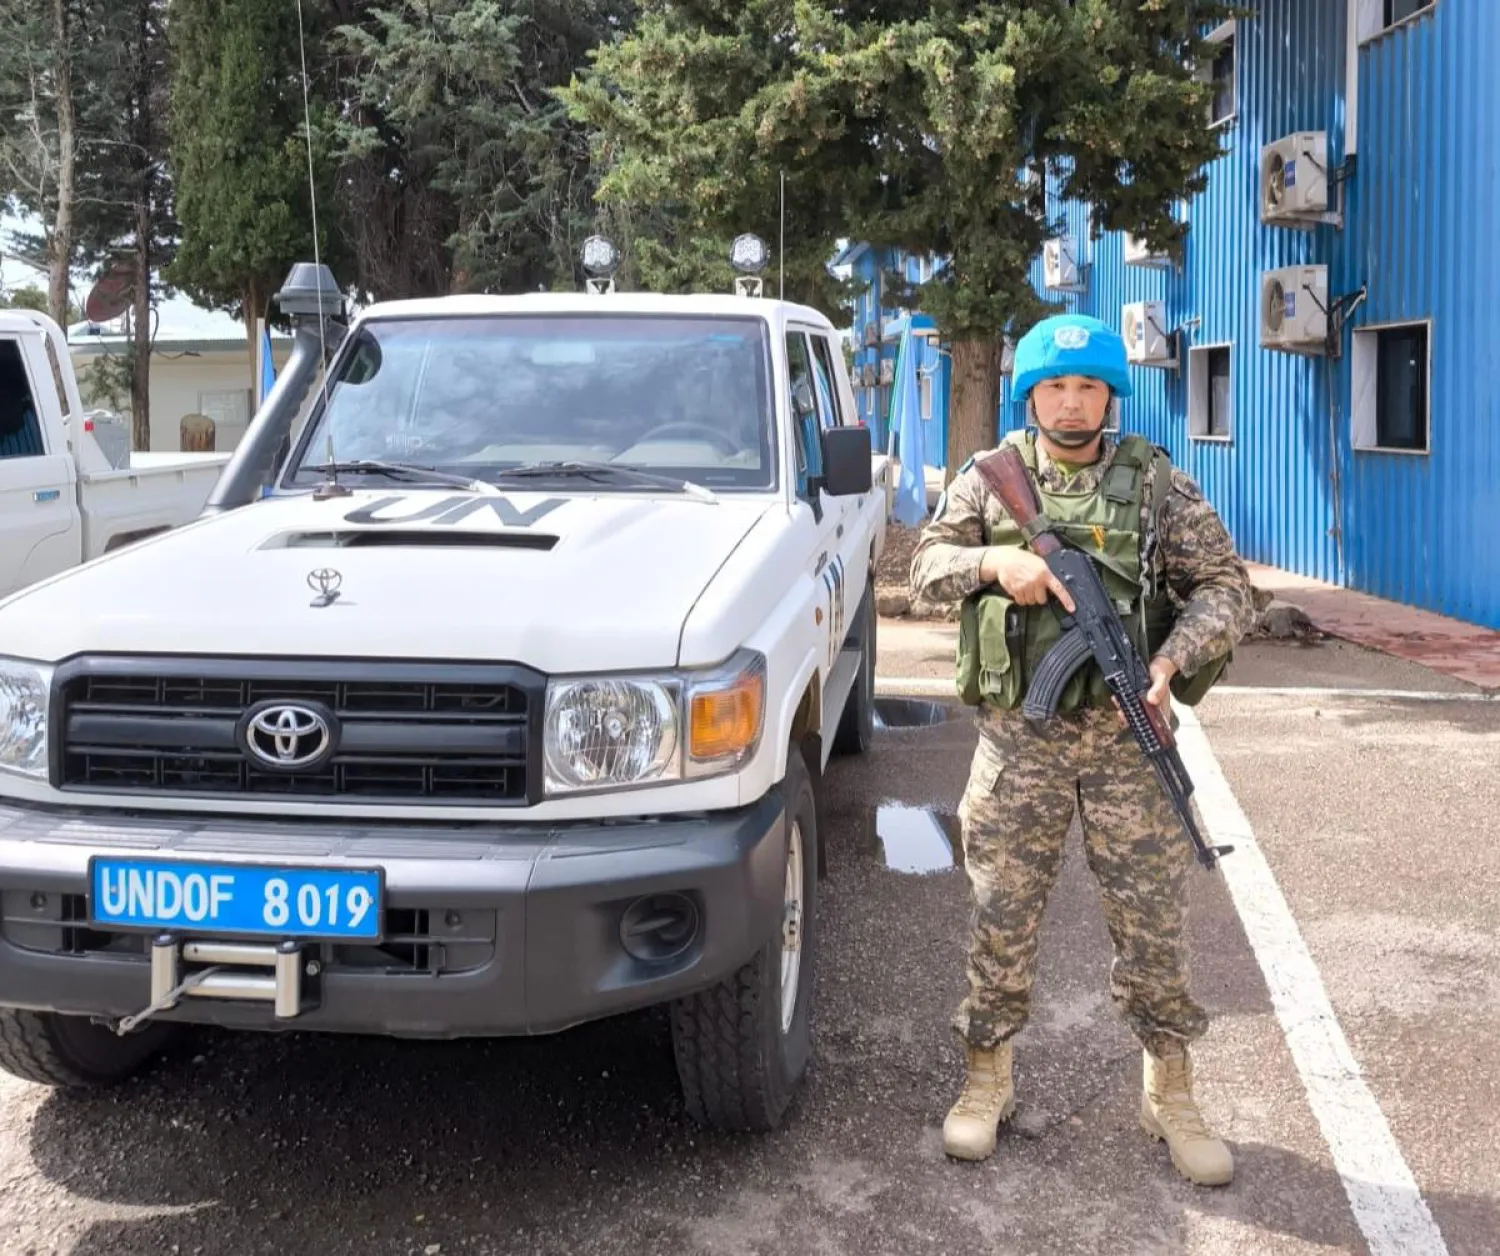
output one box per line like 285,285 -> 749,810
974,448 -> 1063,558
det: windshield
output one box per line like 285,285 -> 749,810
284,313 -> 778,491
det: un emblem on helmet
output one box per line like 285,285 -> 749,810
1054,325 -> 1091,350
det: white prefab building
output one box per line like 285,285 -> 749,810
67,316 -> 294,455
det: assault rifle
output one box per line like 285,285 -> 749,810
972,446 -> 1232,871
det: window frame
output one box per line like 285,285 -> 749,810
280,310 -> 782,494
806,329 -> 851,430
1198,20 -> 1237,130
1351,318 -> 1432,456
0,337 -> 50,461
1357,0 -> 1436,43
784,328 -> 825,500
1188,341 -> 1234,444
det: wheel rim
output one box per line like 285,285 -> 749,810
780,819 -> 804,1034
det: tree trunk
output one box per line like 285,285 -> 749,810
945,337 -> 1004,486
48,0 -> 75,327
129,0 -> 153,452
130,199 -> 152,452
243,276 -> 262,394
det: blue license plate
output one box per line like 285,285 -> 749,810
88,857 -> 384,942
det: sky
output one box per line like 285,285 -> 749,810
4,209 -> 858,340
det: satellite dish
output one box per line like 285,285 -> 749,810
84,259 -> 135,324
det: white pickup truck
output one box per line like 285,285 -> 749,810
0,265 -> 890,1133
0,308 -> 231,601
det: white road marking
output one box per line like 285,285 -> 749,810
872,676 -> 1451,1255
1212,685 -> 1496,702
1174,705 -> 1449,1256
874,677 -> 952,696
875,676 -> 1495,703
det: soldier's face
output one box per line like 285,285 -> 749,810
1031,375 -> 1111,430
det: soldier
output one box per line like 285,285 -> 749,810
910,312 -> 1256,1186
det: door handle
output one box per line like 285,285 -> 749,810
33,489 -> 60,503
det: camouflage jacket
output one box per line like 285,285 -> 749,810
909,435 -> 1257,680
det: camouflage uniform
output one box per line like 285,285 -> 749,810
911,434 -> 1256,1057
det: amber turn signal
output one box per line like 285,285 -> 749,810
689,672 -> 764,761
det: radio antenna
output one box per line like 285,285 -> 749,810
295,0 -> 348,498
779,171 -> 786,299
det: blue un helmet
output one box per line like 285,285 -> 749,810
1010,312 -> 1132,451
1010,312 -> 1134,403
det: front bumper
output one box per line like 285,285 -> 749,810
0,788 -> 787,1038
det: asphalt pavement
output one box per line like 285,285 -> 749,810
0,623 -> 1495,1254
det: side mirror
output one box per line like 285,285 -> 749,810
819,424 -> 872,496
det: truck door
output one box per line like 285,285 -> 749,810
804,326 -> 874,632
786,326 -> 854,676
0,336 -> 80,598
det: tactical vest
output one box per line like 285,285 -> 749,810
955,430 -> 1228,713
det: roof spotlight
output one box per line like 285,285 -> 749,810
582,235 -> 620,294
730,233 -> 770,297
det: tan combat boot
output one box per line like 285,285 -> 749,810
1140,1046 -> 1234,1186
943,1041 -> 1016,1161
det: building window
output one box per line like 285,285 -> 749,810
1351,322 -> 1430,454
1357,0 -> 1435,42
1188,343 -> 1232,441
1198,21 -> 1236,128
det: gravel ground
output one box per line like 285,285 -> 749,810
2,634 -> 1495,1254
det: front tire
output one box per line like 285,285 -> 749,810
0,1008 -> 177,1088
669,742 -> 819,1132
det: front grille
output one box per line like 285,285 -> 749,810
55,659 -> 541,805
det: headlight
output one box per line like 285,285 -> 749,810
544,678 -> 681,793
0,657 -> 53,781
543,651 -> 766,796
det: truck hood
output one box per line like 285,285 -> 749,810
0,488 -> 774,672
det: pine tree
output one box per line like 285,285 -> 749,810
166,0 -> 341,370
565,0 -> 1236,473
326,0 -> 634,299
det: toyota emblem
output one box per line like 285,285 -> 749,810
240,702 -> 337,771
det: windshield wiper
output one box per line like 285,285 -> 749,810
302,459 -> 496,493
490,461 -> 716,501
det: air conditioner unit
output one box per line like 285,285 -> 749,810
1123,233 -> 1171,268
878,358 -> 895,385
1122,301 -> 1175,366
1043,236 -> 1082,290
1260,264 -> 1329,351
1260,131 -> 1330,224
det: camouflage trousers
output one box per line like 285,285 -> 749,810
953,705 -> 1208,1057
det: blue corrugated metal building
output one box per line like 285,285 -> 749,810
835,0 -> 1500,630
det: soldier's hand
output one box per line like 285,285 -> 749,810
1113,657 -> 1177,728
981,548 -> 1076,612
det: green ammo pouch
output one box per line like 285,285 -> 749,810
956,592 -> 1026,709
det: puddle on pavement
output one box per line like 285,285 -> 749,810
871,804 -> 963,875
873,697 -> 956,729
